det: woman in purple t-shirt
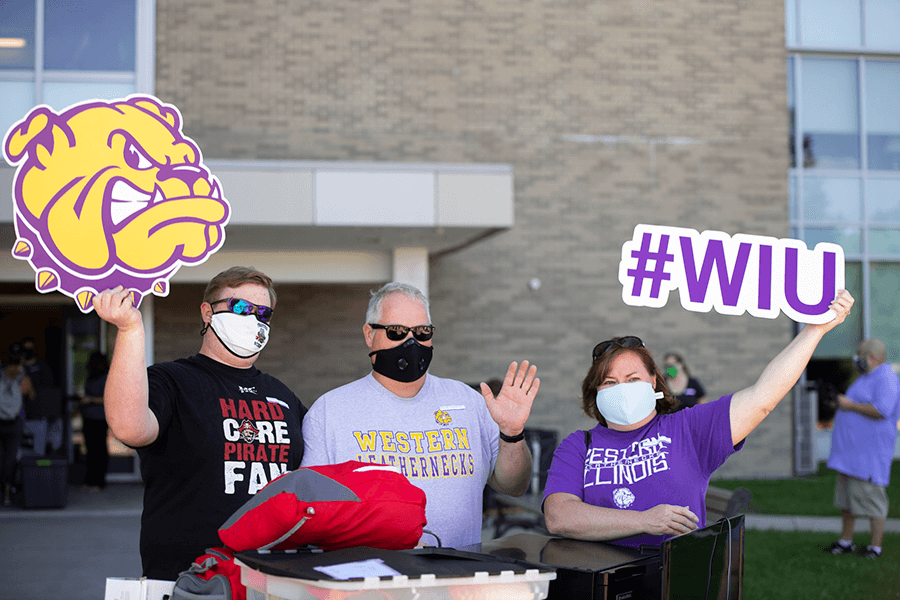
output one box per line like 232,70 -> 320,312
543,290 -> 854,547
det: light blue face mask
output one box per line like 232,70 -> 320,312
595,381 -> 663,426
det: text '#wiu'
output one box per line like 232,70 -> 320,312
618,224 -> 845,325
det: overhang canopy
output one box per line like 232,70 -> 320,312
0,160 -> 513,284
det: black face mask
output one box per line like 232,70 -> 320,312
853,354 -> 869,374
369,338 -> 433,383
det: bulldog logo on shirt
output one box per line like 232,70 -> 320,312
3,95 -> 230,312
434,409 -> 452,426
613,487 -> 636,509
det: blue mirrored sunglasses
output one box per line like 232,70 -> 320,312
210,298 -> 273,324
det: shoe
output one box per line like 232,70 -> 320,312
825,541 -> 856,555
859,546 -> 881,559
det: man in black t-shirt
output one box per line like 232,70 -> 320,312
94,267 -> 306,580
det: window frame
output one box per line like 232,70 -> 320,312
0,0 -> 154,127
788,2 -> 900,352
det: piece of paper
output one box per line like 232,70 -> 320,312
313,558 -> 403,580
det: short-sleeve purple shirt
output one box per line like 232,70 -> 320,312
543,395 -> 742,548
827,362 -> 900,487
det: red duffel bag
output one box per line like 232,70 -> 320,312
218,461 -> 427,552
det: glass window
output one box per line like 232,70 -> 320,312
42,81 -> 137,112
867,178 -> 900,221
870,262 -> 900,363
865,61 -> 900,172
804,227 -> 861,253
813,261 -> 862,357
0,0 -> 35,69
869,229 -> 900,255
865,0 -> 900,49
799,0 -> 861,48
43,0 -> 135,71
0,80 -> 34,136
800,59 -> 859,169
802,176 -> 862,221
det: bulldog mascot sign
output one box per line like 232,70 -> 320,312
3,95 -> 230,311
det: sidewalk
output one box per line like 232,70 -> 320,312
0,483 -> 144,600
0,481 -> 144,518
3,482 -> 900,535
745,513 -> 900,534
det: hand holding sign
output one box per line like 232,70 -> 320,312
92,286 -> 143,334
618,224 -> 845,324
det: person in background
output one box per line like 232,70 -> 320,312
663,352 -> 707,410
21,336 -> 63,453
93,266 -> 306,580
543,291 -> 853,548
80,352 -> 110,492
0,343 -> 35,506
825,338 -> 900,559
21,336 -> 54,390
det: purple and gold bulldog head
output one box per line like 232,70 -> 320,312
3,95 -> 230,311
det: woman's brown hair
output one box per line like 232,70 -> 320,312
581,344 -> 677,426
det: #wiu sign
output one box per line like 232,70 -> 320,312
618,224 -> 845,325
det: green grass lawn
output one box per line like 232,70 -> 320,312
713,460 -> 900,518
745,531 -> 900,600
709,462 -> 900,598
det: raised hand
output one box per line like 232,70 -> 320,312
480,360 -> 540,436
93,286 -> 142,332
817,289 -> 854,334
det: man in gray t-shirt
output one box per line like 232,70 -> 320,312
301,282 -> 539,548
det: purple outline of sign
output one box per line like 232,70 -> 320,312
618,224 -> 845,325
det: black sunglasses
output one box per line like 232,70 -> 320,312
592,336 -> 644,361
210,298 -> 273,324
369,323 -> 435,342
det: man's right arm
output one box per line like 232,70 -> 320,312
837,393 -> 885,420
93,287 -> 159,447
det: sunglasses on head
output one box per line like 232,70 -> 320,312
592,336 -> 644,361
210,298 -> 273,324
369,323 -> 435,342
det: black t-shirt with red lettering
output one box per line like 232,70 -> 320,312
139,354 -> 306,580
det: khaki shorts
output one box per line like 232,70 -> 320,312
834,472 -> 889,519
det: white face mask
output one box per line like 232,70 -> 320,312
208,312 -> 269,358
595,381 -> 663,426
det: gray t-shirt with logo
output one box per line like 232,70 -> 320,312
302,372 -> 500,548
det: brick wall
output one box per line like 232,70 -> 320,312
154,0 -> 793,477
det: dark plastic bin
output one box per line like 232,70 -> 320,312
20,456 -> 69,508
